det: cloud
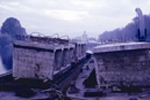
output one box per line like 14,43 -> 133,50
71,0 -> 106,8
0,0 -> 150,38
43,9 -> 89,21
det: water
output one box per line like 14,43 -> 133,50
0,57 -> 7,74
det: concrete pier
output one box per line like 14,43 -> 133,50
93,42 -> 150,87
13,40 -> 75,80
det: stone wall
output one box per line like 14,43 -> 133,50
13,40 -> 86,80
13,47 -> 54,80
13,41 -> 76,80
94,49 -> 150,86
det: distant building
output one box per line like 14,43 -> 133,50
82,31 -> 88,44
72,31 -> 101,51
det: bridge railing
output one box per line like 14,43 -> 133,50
98,37 -> 150,45
15,33 -> 70,45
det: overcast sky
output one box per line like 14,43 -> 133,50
0,0 -> 150,38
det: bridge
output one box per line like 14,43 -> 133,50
93,42 -> 150,88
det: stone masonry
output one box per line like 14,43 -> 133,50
93,42 -> 150,87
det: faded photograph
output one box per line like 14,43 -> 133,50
0,0 -> 150,100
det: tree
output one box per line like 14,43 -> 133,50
1,17 -> 26,39
0,17 -> 27,69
